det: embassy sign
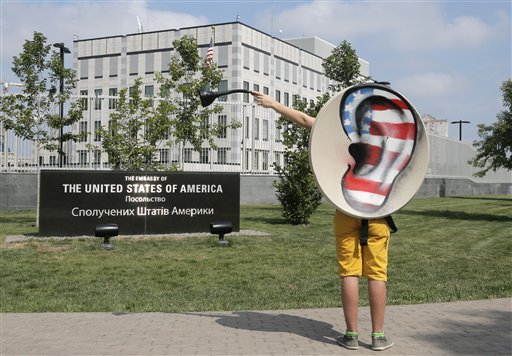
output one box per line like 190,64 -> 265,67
39,170 -> 240,236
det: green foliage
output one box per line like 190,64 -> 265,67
155,35 -> 240,152
1,196 -> 511,311
322,39 -> 369,93
0,31 -> 83,157
469,80 -> 512,177
273,94 -> 330,225
95,78 -> 174,171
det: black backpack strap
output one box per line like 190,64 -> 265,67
385,215 -> 398,234
360,219 -> 369,246
360,216 -> 397,247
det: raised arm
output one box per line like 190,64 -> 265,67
251,91 -> 315,130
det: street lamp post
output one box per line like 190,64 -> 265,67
451,120 -> 470,141
53,43 -> 71,167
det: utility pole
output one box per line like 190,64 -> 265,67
53,43 -> 71,167
451,120 -> 470,141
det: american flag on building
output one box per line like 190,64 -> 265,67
339,86 -> 417,213
205,38 -> 214,66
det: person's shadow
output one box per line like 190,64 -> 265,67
190,311 -> 340,346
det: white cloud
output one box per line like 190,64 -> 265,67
394,72 -> 459,97
255,0 -> 497,51
1,1 -> 207,81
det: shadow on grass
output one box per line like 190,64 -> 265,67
450,196 -> 512,202
398,209 -> 512,222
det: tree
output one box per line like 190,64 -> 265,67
275,40 -> 366,225
322,39 -> 369,93
96,35 -> 240,171
95,78 -> 174,171
469,79 -> 512,177
155,35 -> 240,159
274,94 -> 329,225
0,31 -> 83,164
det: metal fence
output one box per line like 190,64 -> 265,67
1,96 -> 511,183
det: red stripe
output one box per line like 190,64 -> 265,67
370,122 -> 416,140
372,99 -> 409,110
343,170 -> 391,195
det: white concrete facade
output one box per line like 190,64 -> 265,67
43,21 -> 370,173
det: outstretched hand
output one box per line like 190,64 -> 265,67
251,91 -> 275,109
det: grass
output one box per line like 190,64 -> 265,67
0,196 -> 511,312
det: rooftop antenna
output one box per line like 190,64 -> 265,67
136,16 -> 143,33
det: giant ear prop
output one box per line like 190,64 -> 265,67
309,83 -> 429,218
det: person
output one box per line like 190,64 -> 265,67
251,91 -> 394,352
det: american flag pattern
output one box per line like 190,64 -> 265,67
205,38 -> 214,66
339,86 -> 417,213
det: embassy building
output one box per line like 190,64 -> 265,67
57,21 -> 369,173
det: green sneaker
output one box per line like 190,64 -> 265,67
336,331 -> 359,350
371,332 -> 394,351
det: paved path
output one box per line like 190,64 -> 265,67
1,298 -> 511,355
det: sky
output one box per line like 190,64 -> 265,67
1,0 -> 511,142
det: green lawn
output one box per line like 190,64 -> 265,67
1,196 -> 511,312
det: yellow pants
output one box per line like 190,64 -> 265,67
333,210 -> 391,281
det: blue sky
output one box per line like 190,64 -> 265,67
1,0 -> 510,141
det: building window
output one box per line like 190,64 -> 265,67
80,59 -> 88,79
145,85 -> 154,97
94,89 -> 102,110
254,117 -> 260,140
253,83 -> 260,93
129,54 -> 138,75
218,45 -> 228,68
78,121 -> 87,142
94,150 -> 101,164
145,52 -> 154,74
94,121 -> 101,142
159,149 -> 169,163
262,119 -> 269,142
95,58 -> 103,78
245,116 -> 250,139
218,80 -> 228,102
161,51 -> 171,72
243,81 -> 249,102
275,58 -> 281,79
292,65 -> 298,84
253,150 -> 260,170
108,88 -> 117,109
109,56 -> 118,77
217,148 -> 227,164
275,124 -> 281,143
80,90 -> 88,110
263,54 -> 270,76
284,62 -> 290,82
200,148 -> 209,164
245,150 -> 250,170
284,92 -> 289,107
263,86 -> 269,95
275,90 -> 281,103
200,117 -> 209,139
49,156 -> 57,166
274,152 -> 281,168
184,148 -> 193,163
78,150 -> 88,165
243,47 -> 250,70
218,115 -> 227,138
262,151 -> 269,171
254,51 -> 260,73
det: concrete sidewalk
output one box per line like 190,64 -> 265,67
1,298 -> 511,355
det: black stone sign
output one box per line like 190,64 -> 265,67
39,170 -> 240,236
